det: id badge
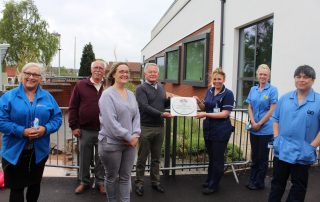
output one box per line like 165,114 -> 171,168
213,107 -> 220,113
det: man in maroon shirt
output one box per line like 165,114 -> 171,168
69,59 -> 106,194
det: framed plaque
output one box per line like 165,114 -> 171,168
170,97 -> 197,116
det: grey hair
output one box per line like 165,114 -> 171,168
91,59 -> 107,70
19,63 -> 43,81
144,63 -> 159,73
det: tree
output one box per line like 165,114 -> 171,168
0,0 -> 59,71
79,42 -> 95,76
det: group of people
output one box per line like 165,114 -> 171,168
0,60 -> 319,202
68,61 -> 171,202
244,64 -> 320,202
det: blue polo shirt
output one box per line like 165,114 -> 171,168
203,85 -> 234,141
246,82 -> 278,135
272,89 -> 320,165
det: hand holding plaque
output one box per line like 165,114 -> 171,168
170,97 -> 197,116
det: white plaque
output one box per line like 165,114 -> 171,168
170,97 -> 197,116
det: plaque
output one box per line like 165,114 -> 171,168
170,97 -> 197,116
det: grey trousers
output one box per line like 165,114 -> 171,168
135,126 -> 164,187
79,129 -> 104,186
98,139 -> 136,202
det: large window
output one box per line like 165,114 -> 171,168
182,33 -> 209,87
165,46 -> 180,83
156,56 -> 165,81
237,17 -> 273,107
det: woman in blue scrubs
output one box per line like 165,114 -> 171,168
195,68 -> 234,195
246,64 -> 278,190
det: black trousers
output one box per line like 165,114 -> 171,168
249,133 -> 273,188
2,149 -> 48,202
268,157 -> 310,202
204,139 -> 228,189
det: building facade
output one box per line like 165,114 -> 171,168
141,0 -> 320,107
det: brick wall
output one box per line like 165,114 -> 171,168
148,22 -> 214,100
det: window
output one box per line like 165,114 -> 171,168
165,47 -> 180,83
237,17 -> 273,107
182,33 -> 209,87
156,56 -> 165,81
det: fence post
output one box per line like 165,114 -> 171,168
171,117 -> 177,176
164,118 -> 171,176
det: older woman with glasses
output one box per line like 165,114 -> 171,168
0,63 -> 62,202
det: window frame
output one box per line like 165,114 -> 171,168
165,46 -> 181,84
155,55 -> 166,82
182,33 -> 209,87
236,17 -> 274,108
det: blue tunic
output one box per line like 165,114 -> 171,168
246,82 -> 278,135
272,89 -> 320,165
203,85 -> 234,141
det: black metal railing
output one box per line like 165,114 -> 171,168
42,108 -> 320,178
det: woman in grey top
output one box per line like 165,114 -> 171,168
98,62 -> 140,202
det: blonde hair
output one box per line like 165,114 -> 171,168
212,67 -> 226,79
19,62 -> 43,82
256,64 -> 270,76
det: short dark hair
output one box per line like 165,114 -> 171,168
294,65 -> 316,80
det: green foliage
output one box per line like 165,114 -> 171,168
225,144 -> 244,162
125,82 -> 136,93
59,66 -> 78,76
79,43 -> 95,76
0,0 -> 59,70
175,117 -> 205,157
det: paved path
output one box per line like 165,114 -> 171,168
1,167 -> 320,202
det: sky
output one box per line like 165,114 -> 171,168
0,0 -> 173,68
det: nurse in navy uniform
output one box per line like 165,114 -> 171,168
195,68 -> 234,195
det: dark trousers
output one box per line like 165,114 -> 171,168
268,157 -> 310,202
249,133 -> 273,188
135,126 -> 164,187
2,150 -> 47,202
9,184 -> 40,202
205,139 -> 228,189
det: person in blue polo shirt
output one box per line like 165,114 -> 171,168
195,68 -> 234,195
246,64 -> 278,190
268,65 -> 320,202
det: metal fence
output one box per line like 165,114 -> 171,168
43,108 -> 320,180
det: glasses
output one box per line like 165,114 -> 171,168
23,72 -> 41,78
118,70 -> 130,74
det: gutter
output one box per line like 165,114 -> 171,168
219,0 -> 226,68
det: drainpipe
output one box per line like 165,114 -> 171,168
219,0 -> 226,68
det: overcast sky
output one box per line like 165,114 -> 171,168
1,0 -> 173,68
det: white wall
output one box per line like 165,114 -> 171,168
218,0 -> 320,96
142,0 -> 320,96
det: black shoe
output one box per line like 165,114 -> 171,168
135,186 -> 144,196
152,184 -> 165,193
202,182 -> 208,188
246,184 -> 264,190
202,187 -> 218,195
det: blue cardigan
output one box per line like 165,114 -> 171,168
0,84 -> 62,165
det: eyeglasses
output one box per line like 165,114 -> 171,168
23,72 -> 41,78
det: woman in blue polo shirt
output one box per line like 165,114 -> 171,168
246,64 -> 278,190
195,68 -> 234,195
